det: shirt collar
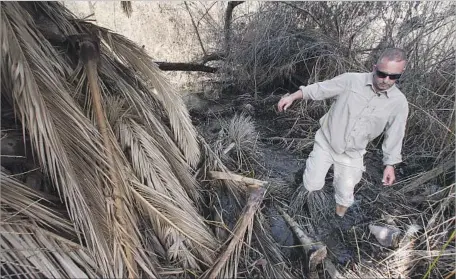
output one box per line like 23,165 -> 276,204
365,72 -> 397,98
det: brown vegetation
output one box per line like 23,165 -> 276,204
1,1 -> 454,279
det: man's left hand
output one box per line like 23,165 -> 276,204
382,165 -> 396,186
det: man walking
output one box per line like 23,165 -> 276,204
278,48 -> 409,218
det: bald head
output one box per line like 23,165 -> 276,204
376,48 -> 407,65
372,48 -> 407,92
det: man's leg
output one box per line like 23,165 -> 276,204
333,155 -> 364,217
302,131 -> 334,192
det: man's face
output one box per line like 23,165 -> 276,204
372,58 -> 406,91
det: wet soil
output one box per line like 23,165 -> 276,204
188,90 -> 375,265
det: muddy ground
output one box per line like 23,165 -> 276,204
184,89 -> 393,270
184,85 -> 455,279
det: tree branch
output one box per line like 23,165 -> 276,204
282,2 -> 323,30
224,1 -> 244,54
121,1 -> 132,18
184,2 -> 207,56
200,52 -> 226,64
154,61 -> 217,73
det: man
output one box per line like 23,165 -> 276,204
278,48 -> 409,218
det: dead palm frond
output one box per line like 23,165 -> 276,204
252,212 -> 294,278
1,1 -> 217,277
1,223 -> 102,279
213,112 -> 264,174
95,28 -> 201,168
1,3 -> 116,275
103,97 -> 219,269
1,171 -> 73,234
289,185 -> 334,224
1,171 -> 101,278
203,187 -> 265,279
389,224 -> 421,278
131,180 -> 219,270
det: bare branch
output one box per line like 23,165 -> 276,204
224,1 -> 244,54
154,61 -> 217,73
201,52 -> 226,64
184,1 -> 207,56
120,1 -> 132,18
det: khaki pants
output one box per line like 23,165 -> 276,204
303,129 -> 365,207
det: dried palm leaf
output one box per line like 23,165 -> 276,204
1,172 -> 100,278
1,223 -> 101,279
1,3 -> 115,275
98,52 -> 202,203
289,185 -> 334,224
131,179 -> 219,270
215,112 -> 263,173
252,212 -> 294,278
116,117 -> 200,208
105,97 -> 219,270
95,28 -> 201,167
1,171 -> 72,232
2,2 -> 209,277
203,187 -> 266,279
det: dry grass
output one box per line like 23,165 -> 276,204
214,112 -> 263,173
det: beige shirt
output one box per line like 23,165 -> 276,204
300,72 -> 409,166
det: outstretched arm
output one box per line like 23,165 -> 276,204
278,73 -> 350,112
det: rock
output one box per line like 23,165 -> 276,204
369,224 -> 401,248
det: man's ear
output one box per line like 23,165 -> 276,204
372,64 -> 377,72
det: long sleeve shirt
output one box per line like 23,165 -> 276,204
299,72 -> 409,166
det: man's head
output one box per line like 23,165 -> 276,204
372,48 -> 407,92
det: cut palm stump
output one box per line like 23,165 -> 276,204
276,206 -> 327,276
204,186 -> 266,279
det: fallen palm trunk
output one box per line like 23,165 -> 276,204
204,187 -> 265,279
209,170 -> 268,187
276,205 -> 327,276
399,158 -> 454,194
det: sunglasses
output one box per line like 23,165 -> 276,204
375,69 -> 402,80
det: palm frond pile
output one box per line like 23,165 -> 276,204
1,1 -> 218,278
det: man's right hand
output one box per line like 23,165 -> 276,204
278,95 -> 295,112
278,90 -> 306,112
